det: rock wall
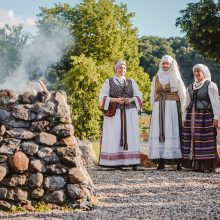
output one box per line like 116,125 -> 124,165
0,89 -> 94,210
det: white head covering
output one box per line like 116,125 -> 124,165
193,64 -> 211,81
157,55 -> 185,93
114,60 -> 126,72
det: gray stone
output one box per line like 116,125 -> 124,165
8,175 -> 26,187
52,124 -> 74,137
57,146 -> 82,158
6,128 -> 35,140
0,108 -> 11,121
30,159 -> 46,173
0,145 -> 18,155
2,138 -> 21,147
44,176 -> 66,191
37,132 -> 57,146
0,138 -> 21,155
0,124 -> 6,136
21,142 -> 39,155
0,164 -> 8,182
12,104 -> 36,121
67,184 -> 84,200
46,163 -> 67,174
31,188 -> 44,199
37,147 -> 53,158
0,187 -> 8,199
0,155 -> 7,163
28,173 -> 43,188
77,139 -> 97,167
33,101 -> 56,116
30,121 -> 49,132
7,188 -> 28,202
61,156 -> 82,167
43,153 -> 60,164
43,189 -> 66,204
0,200 -> 12,211
7,119 -> 31,128
68,167 -> 87,184
54,91 -> 72,123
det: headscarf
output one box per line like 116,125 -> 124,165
192,64 -> 211,90
114,60 -> 126,72
193,64 -> 211,81
157,55 -> 185,93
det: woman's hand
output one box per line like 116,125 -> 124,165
125,98 -> 131,104
213,119 -> 219,128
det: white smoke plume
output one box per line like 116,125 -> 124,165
0,22 -> 73,93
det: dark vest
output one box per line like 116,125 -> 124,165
186,80 -> 212,111
109,77 -> 136,109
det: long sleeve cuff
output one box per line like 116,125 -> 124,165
134,96 -> 142,111
101,96 -> 111,110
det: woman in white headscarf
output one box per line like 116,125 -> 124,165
99,60 -> 142,169
182,64 -> 220,172
148,55 -> 186,170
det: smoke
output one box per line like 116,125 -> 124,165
0,21 -> 73,93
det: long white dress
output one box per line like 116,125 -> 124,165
99,76 -> 142,166
148,76 -> 185,161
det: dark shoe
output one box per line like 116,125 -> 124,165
157,163 -> 165,170
177,164 -> 182,171
132,166 -> 138,171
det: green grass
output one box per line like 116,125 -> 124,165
92,141 -> 100,162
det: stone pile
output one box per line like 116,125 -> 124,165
0,87 -> 94,210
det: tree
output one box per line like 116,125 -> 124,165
61,55 -> 101,140
0,25 -> 28,83
139,36 -> 220,88
176,0 -> 220,64
139,36 -> 175,79
37,0 -> 151,139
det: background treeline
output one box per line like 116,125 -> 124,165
139,36 -> 220,88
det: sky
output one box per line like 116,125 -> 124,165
0,0 -> 200,38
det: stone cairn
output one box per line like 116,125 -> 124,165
0,82 -> 94,211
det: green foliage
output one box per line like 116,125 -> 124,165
38,0 -> 151,139
139,36 -> 175,80
34,201 -> 50,212
61,54 -> 101,140
0,25 -> 28,83
139,36 -> 220,88
176,0 -> 220,64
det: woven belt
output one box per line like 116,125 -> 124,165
155,93 -> 180,102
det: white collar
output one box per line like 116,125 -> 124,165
193,79 -> 207,90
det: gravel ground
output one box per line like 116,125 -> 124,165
1,166 -> 220,220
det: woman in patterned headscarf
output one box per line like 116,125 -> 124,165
182,64 -> 220,172
148,55 -> 186,170
99,60 -> 142,169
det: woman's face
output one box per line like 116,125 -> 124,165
161,62 -> 171,71
115,64 -> 126,77
194,68 -> 205,82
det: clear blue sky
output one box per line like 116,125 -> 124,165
0,0 -> 199,37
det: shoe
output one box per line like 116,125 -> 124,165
156,163 -> 165,170
177,164 -> 182,171
132,166 -> 138,171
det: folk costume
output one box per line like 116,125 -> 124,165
148,55 -> 186,169
182,64 -> 220,172
99,61 -> 142,167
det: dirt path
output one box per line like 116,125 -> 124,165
1,166 -> 220,219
